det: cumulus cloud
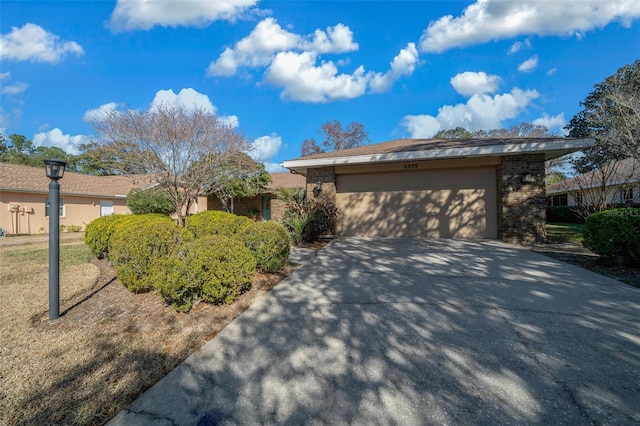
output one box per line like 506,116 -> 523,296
518,55 -> 538,72
450,71 -> 500,96
401,88 -> 540,138
533,112 -> 566,133
248,134 -> 286,173
108,0 -> 257,31
420,0 -> 640,53
33,128 -> 88,155
1,81 -> 29,95
151,88 -> 217,113
83,102 -> 120,122
207,18 -> 358,76
508,39 -> 532,54
0,23 -> 83,63
370,43 -> 419,93
264,51 -> 369,102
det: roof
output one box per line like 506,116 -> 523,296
283,137 -> 595,175
266,172 -> 306,190
547,158 -> 640,194
0,162 -> 147,198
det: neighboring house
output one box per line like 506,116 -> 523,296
205,172 -> 306,221
546,158 -> 640,208
283,137 -> 594,244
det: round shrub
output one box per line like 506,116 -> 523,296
109,218 -> 193,293
127,188 -> 175,215
583,208 -> 640,265
156,235 -> 256,310
186,210 -> 252,238
106,214 -> 175,256
240,221 -> 290,272
84,214 -> 130,258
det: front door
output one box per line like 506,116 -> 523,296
262,195 -> 271,221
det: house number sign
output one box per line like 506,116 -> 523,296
403,163 -> 419,169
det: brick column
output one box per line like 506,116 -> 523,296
306,167 -> 336,205
497,154 -> 547,244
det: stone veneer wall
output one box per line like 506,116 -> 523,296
306,167 -> 337,205
497,154 -> 547,244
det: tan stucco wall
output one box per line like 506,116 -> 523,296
0,190 -> 129,235
335,166 -> 497,238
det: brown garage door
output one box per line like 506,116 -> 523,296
335,167 -> 497,238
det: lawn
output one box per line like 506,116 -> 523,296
546,222 -> 585,243
0,234 -> 293,425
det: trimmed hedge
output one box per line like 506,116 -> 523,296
156,235 -> 256,311
546,206 -> 584,224
84,214 -> 129,259
583,208 -> 640,265
186,210 -> 252,238
240,221 -> 290,272
109,217 -> 193,293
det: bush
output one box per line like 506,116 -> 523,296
84,214 -> 129,258
281,210 -> 316,246
186,210 -> 252,238
240,221 -> 290,272
156,235 -> 256,311
67,224 -> 83,232
127,188 -> 175,215
109,217 -> 192,293
546,206 -> 584,224
583,208 -> 640,265
280,200 -> 338,245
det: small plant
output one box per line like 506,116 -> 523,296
66,225 -> 83,232
187,210 -> 252,238
0,227 -> 5,238
240,221 -> 290,272
583,208 -> 640,265
247,207 -> 260,221
59,224 -> 66,232
38,227 -> 45,234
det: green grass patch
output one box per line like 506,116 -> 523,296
547,222 -> 585,243
3,244 -> 92,268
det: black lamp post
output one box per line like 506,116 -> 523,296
44,159 -> 66,320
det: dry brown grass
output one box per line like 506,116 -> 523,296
0,234 -> 293,425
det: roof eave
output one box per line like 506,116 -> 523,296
282,138 -> 595,175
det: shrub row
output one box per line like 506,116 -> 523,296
583,208 -> 640,266
546,206 -> 584,224
84,210 -> 290,312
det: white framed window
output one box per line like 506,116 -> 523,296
45,197 -> 65,217
100,200 -> 114,216
621,187 -> 634,204
575,192 -> 583,206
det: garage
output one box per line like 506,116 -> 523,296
335,164 -> 497,238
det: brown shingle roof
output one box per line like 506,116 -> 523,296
266,172 -> 306,190
547,158 -> 640,194
0,162 -> 146,197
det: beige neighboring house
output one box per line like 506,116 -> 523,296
205,172 -> 306,221
546,158 -> 640,208
0,162 -> 139,235
283,137 -> 594,244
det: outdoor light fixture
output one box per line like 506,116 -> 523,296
313,181 -> 323,197
521,172 -> 533,184
44,158 -> 66,320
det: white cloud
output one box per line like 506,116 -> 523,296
420,0 -> 640,53
533,112 -> 566,132
401,87 -> 540,138
518,55 -> 538,72
1,82 -> 29,95
370,43 -> 419,93
83,102 -> 120,122
151,88 -> 216,113
265,51 -> 369,103
0,72 -> 10,80
508,39 -> 532,54
0,107 -> 21,134
32,128 -> 88,155
450,71 -> 500,96
250,134 -> 282,163
547,67 -> 558,76
207,18 -> 358,77
0,23 -> 83,63
108,0 -> 257,31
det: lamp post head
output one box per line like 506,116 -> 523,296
44,159 -> 67,181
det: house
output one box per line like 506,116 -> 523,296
282,137 -> 594,244
205,172 -> 306,221
0,162 -> 143,235
546,158 -> 640,208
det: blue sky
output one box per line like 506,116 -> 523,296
1,1 -> 639,172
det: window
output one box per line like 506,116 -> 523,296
45,197 -> 64,217
621,187 -> 634,204
575,192 -> 583,206
547,194 -> 568,207
100,200 -> 114,216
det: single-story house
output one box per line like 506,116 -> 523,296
205,172 -> 306,221
547,157 -> 639,207
282,137 -> 594,244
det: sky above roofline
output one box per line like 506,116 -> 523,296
1,1 -> 639,172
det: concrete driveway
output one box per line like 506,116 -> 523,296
110,238 -> 640,425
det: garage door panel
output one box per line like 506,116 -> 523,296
336,167 -> 496,238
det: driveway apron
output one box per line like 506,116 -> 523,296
109,238 -> 640,425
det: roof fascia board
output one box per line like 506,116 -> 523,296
283,138 -> 594,169
0,187 -> 127,198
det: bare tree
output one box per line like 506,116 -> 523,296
300,120 -> 370,156
91,104 -> 253,225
